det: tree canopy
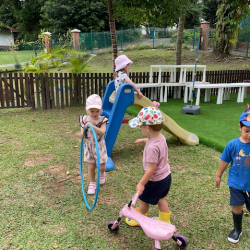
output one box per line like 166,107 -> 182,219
202,0 -> 221,27
215,0 -> 250,54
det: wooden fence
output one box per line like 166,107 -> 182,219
1,70 -> 250,110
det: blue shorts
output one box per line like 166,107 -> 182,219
229,186 -> 250,207
139,174 -> 171,205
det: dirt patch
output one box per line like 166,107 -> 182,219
43,164 -> 81,200
0,138 -> 12,144
23,154 -> 55,167
182,50 -> 250,71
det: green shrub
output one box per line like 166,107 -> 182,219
171,29 -> 200,43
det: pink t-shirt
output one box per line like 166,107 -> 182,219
143,133 -> 171,181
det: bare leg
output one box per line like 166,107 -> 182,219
232,205 -> 244,214
88,163 -> 96,182
157,198 -> 169,213
139,199 -> 149,214
100,163 -> 105,174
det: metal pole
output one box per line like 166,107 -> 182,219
91,31 -> 93,54
190,37 -> 200,107
153,26 -> 155,49
120,27 -> 123,51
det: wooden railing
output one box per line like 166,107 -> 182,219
1,70 -> 250,110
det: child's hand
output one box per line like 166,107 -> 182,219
138,91 -> 143,99
135,138 -> 146,145
136,183 -> 145,195
215,176 -> 221,188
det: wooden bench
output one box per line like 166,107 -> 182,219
136,65 -> 207,102
187,83 -> 250,105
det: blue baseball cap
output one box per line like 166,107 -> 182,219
239,105 -> 250,127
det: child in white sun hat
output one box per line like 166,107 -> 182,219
110,55 -> 142,102
79,94 -> 109,195
125,107 -> 172,227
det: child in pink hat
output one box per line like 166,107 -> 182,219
79,94 -> 109,195
113,55 -> 143,98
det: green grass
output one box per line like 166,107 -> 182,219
127,93 -> 247,152
0,50 -> 37,65
1,100 -> 250,249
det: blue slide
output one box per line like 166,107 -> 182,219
102,80 -> 134,171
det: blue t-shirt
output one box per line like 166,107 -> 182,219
220,138 -> 250,191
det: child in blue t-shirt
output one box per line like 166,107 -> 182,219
215,104 -> 250,244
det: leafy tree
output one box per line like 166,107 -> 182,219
202,0 -> 221,27
0,0 -> 17,27
113,0 -> 199,65
40,0 -> 111,35
215,0 -> 250,54
184,1 -> 202,29
0,0 -> 45,41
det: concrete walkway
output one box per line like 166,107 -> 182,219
0,62 -> 27,68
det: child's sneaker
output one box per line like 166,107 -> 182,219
87,182 -> 96,195
100,172 -> 106,185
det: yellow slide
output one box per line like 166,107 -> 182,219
134,95 -> 199,146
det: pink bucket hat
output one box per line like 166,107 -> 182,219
86,94 -> 102,110
115,55 -> 133,72
129,107 -> 163,128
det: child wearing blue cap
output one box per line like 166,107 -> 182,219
215,104 -> 250,243
125,106 -> 172,227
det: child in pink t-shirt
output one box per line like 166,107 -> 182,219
126,107 -> 172,227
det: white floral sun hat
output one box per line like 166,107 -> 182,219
129,107 -> 163,128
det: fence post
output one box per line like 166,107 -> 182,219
71,29 -> 81,51
43,31 -> 51,53
200,21 -> 210,51
91,31 -> 93,54
246,41 -> 249,57
192,27 -> 196,49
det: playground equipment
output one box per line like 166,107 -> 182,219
101,81 -> 199,171
80,125 -> 100,210
108,192 -> 188,249
182,38 -> 201,115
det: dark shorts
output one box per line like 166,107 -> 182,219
229,186 -> 250,207
139,174 -> 171,205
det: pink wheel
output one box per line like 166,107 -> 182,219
176,235 -> 188,249
107,222 -> 119,232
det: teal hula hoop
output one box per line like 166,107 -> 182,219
80,124 -> 100,210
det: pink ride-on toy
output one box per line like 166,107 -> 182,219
108,192 -> 188,250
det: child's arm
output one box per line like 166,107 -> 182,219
215,160 -> 228,188
135,138 -> 148,145
80,127 -> 84,138
137,162 -> 156,194
85,122 -> 107,136
125,77 -> 143,98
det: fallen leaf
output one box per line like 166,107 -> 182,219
53,245 -> 59,249
66,171 -> 70,175
73,145 -> 78,148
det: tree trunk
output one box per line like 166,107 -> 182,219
175,16 -> 185,65
108,0 -> 118,72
